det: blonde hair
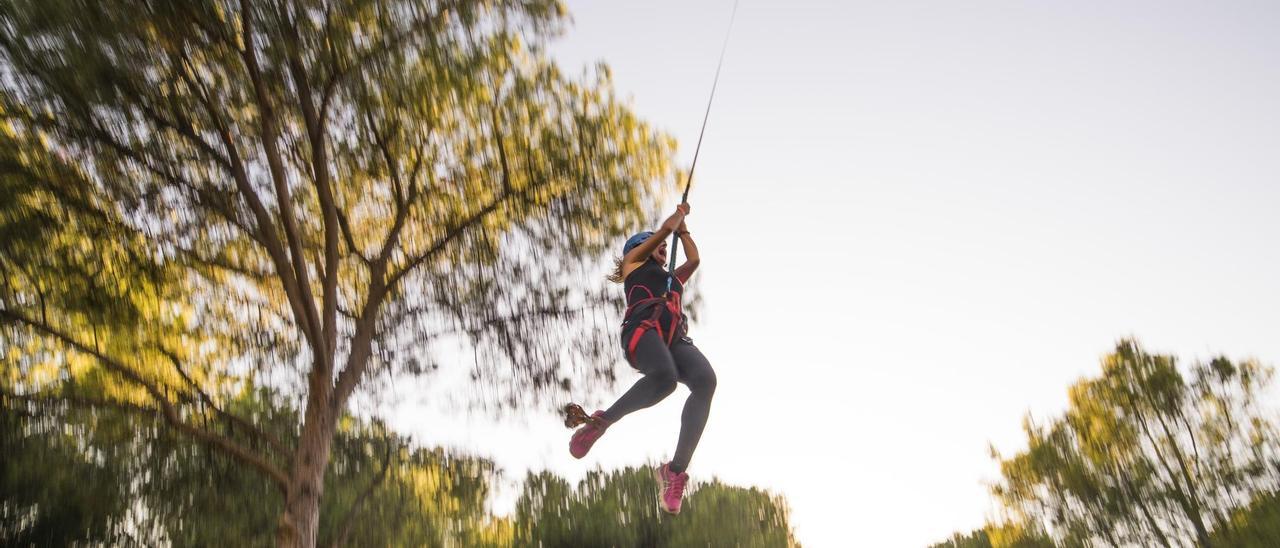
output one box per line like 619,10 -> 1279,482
606,257 -> 626,284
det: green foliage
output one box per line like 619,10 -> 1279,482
930,528 -> 992,548
3,390 -> 798,547
1209,491 -> 1280,547
980,339 -> 1280,546
984,523 -> 1056,548
1,0 -> 678,542
930,524 -> 1055,548
1,387 -> 510,546
514,466 -> 799,548
0,0 -> 676,404
0,404 -> 132,545
669,481 -> 797,548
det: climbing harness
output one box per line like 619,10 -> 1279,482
621,280 -> 685,362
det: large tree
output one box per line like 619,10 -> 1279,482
986,340 -> 1280,547
0,0 -> 673,544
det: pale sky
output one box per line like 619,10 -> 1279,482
390,2 -> 1280,545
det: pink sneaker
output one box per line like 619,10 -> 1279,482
654,463 -> 689,514
569,411 -> 612,459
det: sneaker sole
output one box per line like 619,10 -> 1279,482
653,466 -> 681,515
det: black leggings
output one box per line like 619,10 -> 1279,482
603,331 -> 717,473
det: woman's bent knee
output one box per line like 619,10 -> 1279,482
689,368 -> 716,397
647,367 -> 679,394
657,374 -> 680,393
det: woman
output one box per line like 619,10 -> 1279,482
568,203 -> 716,515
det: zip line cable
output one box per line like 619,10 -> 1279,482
666,0 -> 740,293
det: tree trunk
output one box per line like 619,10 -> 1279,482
1121,472 -> 1172,548
278,397 -> 338,547
1144,395 -> 1212,546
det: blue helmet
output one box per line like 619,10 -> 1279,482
622,231 -> 655,255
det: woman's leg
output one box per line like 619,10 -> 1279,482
668,338 -> 717,473
602,331 -> 679,421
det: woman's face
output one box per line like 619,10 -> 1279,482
651,241 -> 668,264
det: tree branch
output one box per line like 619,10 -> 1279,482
384,186 -> 519,293
281,11 -> 341,363
0,308 -> 290,492
333,179 -> 555,407
178,245 -> 274,282
331,186 -> 520,406
0,387 -> 160,419
331,268 -> 387,408
364,112 -> 413,266
159,348 -> 292,458
239,0 -> 326,370
319,18 -> 443,111
172,46 -> 320,353
333,208 -> 373,265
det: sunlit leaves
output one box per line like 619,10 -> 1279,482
3,0 -> 679,542
984,339 -> 1280,546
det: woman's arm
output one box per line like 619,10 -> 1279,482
673,218 -> 700,283
620,204 -> 689,280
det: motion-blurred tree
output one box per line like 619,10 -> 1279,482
0,0 -> 674,544
513,466 -> 800,547
1210,491 -> 1280,547
982,340 -> 1280,547
929,529 -> 992,548
0,401 -> 133,545
2,385 -> 510,546
929,527 -> 1055,548
5,387 -> 800,546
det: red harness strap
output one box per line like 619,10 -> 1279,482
624,291 -> 683,361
